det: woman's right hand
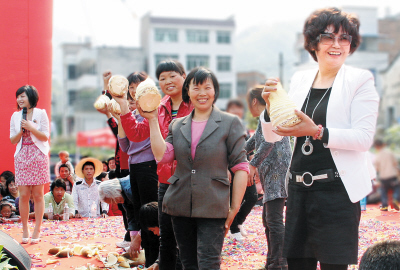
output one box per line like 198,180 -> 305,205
137,104 -> 158,121
262,78 -> 280,111
103,70 -> 112,90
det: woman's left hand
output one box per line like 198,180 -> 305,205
20,119 -> 35,132
224,207 -> 238,236
274,109 -> 319,137
248,165 -> 256,187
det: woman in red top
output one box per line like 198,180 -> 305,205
112,60 -> 193,270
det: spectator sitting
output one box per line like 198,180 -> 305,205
359,240 -> 400,269
139,202 -> 160,270
44,179 -> 75,220
54,151 -> 74,178
102,161 -> 109,172
58,164 -> 76,194
0,170 -> 14,187
108,157 -> 116,171
72,157 -> 109,218
98,178 -> 159,268
0,185 -> 5,201
0,203 -> 21,223
3,177 -> 19,211
15,195 -> 35,219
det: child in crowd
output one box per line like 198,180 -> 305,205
54,151 -> 74,178
0,203 -> 21,223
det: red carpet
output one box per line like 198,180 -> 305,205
1,204 -> 399,270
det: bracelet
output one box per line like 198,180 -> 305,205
317,127 -> 324,140
313,125 -> 323,140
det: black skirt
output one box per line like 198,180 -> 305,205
283,178 -> 361,265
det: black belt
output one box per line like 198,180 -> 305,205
289,169 -> 336,187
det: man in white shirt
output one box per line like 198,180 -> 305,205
72,157 -> 109,218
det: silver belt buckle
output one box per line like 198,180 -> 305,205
296,172 -> 328,186
296,172 -> 314,186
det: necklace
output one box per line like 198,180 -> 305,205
301,76 -> 335,156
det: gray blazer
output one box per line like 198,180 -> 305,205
162,106 -> 248,218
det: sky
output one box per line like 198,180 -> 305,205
52,0 -> 400,80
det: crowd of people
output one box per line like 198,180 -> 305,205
3,6 -> 400,270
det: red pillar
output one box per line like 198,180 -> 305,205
0,0 -> 53,191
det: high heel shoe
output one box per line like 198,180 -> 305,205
31,236 -> 40,244
21,237 -> 30,244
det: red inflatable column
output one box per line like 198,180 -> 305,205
0,0 -> 53,192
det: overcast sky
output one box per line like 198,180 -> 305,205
53,0 -> 400,47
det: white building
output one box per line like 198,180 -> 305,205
140,13 -> 237,109
60,42 -> 145,136
381,52 -> 400,128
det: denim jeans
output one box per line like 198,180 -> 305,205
171,216 -> 226,270
380,177 -> 400,207
230,182 -> 258,234
262,198 -> 287,270
158,183 -> 182,270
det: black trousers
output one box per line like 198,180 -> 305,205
230,182 -> 258,234
129,161 -> 159,266
158,183 -> 182,270
171,216 -> 226,270
262,198 -> 287,270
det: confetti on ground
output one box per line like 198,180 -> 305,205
2,205 -> 399,270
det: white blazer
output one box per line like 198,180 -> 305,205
10,108 -> 50,156
261,64 -> 379,203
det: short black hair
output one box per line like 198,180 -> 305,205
82,161 -> 95,171
127,71 -> 147,86
50,178 -> 67,192
107,157 -> 115,163
0,171 -> 14,182
303,7 -> 361,62
5,177 -> 15,194
59,164 -> 70,173
0,203 -> 12,211
102,161 -> 109,171
182,67 -> 219,104
359,240 -> 400,270
374,139 -> 384,148
140,202 -> 159,229
16,85 -> 39,109
96,172 -> 108,181
226,99 -> 245,111
156,59 -> 186,80
0,185 -> 6,197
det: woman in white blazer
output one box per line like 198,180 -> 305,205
261,8 -> 379,270
10,85 -> 50,244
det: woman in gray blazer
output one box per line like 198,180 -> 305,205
142,67 -> 249,270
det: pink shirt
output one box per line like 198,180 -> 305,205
158,120 -> 249,174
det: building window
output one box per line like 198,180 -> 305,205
186,55 -> 209,71
155,54 -> 179,69
68,65 -> 77,79
237,81 -> 247,96
219,83 -> 231,99
155,28 -> 178,42
217,56 -> 231,72
217,31 -> 231,44
68,91 -> 77,105
186,30 -> 209,43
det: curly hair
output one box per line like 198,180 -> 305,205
303,7 -> 361,62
